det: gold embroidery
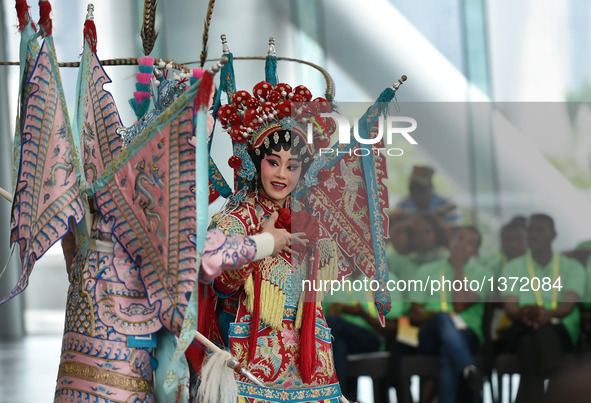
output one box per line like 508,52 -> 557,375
165,369 -> 177,387
57,361 -> 152,393
174,313 -> 196,359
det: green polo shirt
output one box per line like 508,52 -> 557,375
479,251 -> 507,280
387,247 -> 449,301
409,257 -> 488,344
583,256 -> 591,307
323,272 -> 408,350
501,251 -> 586,345
386,249 -> 415,283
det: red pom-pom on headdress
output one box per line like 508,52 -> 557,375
217,81 -> 336,170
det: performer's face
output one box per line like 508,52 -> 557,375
260,148 -> 302,207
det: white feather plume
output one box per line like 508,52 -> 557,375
196,350 -> 238,403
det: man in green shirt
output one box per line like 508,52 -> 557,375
480,219 -> 527,280
501,214 -> 585,403
388,212 -> 449,301
409,226 -> 487,403
323,271 -> 405,399
479,220 -> 527,344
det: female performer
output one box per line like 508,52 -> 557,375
191,81 -> 345,402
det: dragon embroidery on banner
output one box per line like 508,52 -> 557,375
43,145 -> 75,188
132,155 -> 165,238
338,158 -> 369,225
2,2 -> 220,399
5,1 -> 212,339
3,34 -> 86,305
294,95 -> 394,318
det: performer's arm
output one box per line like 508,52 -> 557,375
200,211 -> 291,284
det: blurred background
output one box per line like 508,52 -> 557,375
1,0 -> 591,402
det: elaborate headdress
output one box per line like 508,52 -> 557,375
215,39 -> 336,191
217,82 -> 334,155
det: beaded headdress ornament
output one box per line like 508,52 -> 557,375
215,38 -> 336,185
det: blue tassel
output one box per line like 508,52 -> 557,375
212,52 -> 236,152
265,55 -> 278,86
135,82 -> 150,92
376,87 -> 395,103
138,65 -> 153,74
375,87 -> 395,117
220,52 -> 236,95
213,52 -> 236,124
129,97 -> 150,121
205,52 -> 236,197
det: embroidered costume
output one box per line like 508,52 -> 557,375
187,47 -> 350,398
205,192 -> 342,402
4,4 -> 397,401
3,4 -> 271,401
184,32 -> 398,400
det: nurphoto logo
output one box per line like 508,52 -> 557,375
307,112 -> 418,157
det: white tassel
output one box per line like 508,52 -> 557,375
197,350 -> 237,403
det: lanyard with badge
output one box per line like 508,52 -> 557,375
440,270 -> 450,312
440,269 -> 468,329
526,252 -> 559,310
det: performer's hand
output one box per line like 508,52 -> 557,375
262,212 -> 292,256
291,232 -> 309,248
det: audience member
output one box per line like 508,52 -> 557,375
480,217 -> 527,279
409,226 -> 487,403
392,165 -> 462,229
386,211 -> 449,402
480,218 -> 528,346
323,269 -> 402,400
390,211 -> 449,285
501,213 -> 586,403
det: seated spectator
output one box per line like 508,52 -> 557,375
387,211 -> 414,256
480,218 -> 527,346
502,213 -> 585,403
386,212 -> 415,283
409,226 -> 487,403
386,212 -> 449,402
392,165 -> 462,230
323,269 -> 403,400
407,212 -> 450,264
389,211 -> 450,285
480,217 -> 527,280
